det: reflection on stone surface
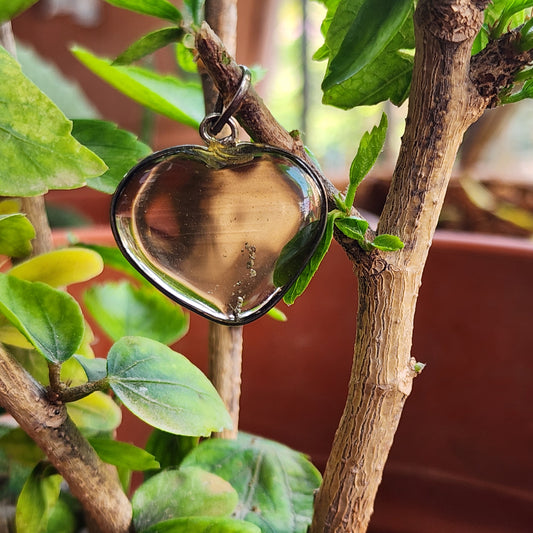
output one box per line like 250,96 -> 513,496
112,143 -> 326,324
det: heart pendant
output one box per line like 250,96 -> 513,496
111,142 -> 327,325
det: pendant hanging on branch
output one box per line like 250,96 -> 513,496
111,67 -> 327,325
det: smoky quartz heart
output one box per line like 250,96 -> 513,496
111,142 -> 327,325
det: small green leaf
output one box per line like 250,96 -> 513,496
73,355 -> 107,381
107,337 -> 232,436
519,16 -> 533,51
182,433 -> 322,533
8,248 -> 104,287
16,462 -> 62,533
102,0 -> 182,23
183,0 -> 205,25
266,307 -> 288,322
145,429 -> 199,471
113,27 -> 186,65
143,517 -> 262,533
334,216 -> 369,242
323,0 -> 413,90
0,47 -> 107,196
176,42 -> 198,73
84,281 -> 189,344
345,113 -> 387,208
0,213 -> 35,257
370,234 -> 404,251
492,0 -> 533,37
71,120 -> 151,194
67,392 -> 122,435
132,467 -> 238,531
89,438 -> 160,470
283,211 -> 342,305
0,274 -> 84,363
0,0 -> 39,22
72,46 -> 204,128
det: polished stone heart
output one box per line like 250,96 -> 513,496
111,142 -> 326,325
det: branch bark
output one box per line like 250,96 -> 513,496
0,346 -> 131,533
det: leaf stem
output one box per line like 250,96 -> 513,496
59,378 -> 109,403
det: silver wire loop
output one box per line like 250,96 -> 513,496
199,113 -> 239,144
199,65 -> 251,143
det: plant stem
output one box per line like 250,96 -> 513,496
59,378 -> 109,403
202,0 -> 243,440
0,345 -> 131,533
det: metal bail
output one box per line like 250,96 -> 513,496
199,65 -> 251,144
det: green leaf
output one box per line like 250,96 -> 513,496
0,213 -> 34,257
107,336 -> 232,436
67,392 -> 122,435
491,1 -> 533,37
323,50 -> 413,108
132,467 -> 238,531
84,281 -> 189,344
183,0 -> 205,25
0,274 -> 84,363
46,497 -> 77,533
176,42 -> 198,73
16,462 -> 62,533
8,248 -> 104,287
345,113 -> 387,208
0,47 -> 108,196
182,433 -> 322,533
145,429 -> 199,471
323,0 -> 413,89
73,355 -> 107,381
334,216 -> 369,243
113,27 -> 186,65
283,211 -> 342,305
370,234 -> 404,251
102,0 -> 182,23
143,517 -> 262,533
71,119 -> 151,194
89,438 -> 160,470
0,428 -> 44,466
0,0 -> 39,22
17,42 -> 99,120
72,46 -> 204,128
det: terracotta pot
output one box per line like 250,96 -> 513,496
56,226 -> 533,532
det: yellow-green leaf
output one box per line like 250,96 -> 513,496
9,248 -> 103,287
67,392 -> 122,434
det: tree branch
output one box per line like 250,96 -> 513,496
0,345 -> 132,533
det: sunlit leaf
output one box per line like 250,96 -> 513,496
102,0 -> 182,23
132,467 -> 238,531
89,438 -> 160,470
323,0 -> 413,89
182,433 -> 322,533
107,337 -> 232,436
16,462 -> 62,533
67,392 -> 122,434
334,216 -> 369,243
72,46 -> 204,128
0,274 -> 84,363
0,47 -> 107,196
113,27 -> 185,65
71,120 -> 151,194
0,213 -> 34,257
9,248 -> 103,287
370,234 -> 404,251
345,112 -> 387,208
84,281 -> 189,344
